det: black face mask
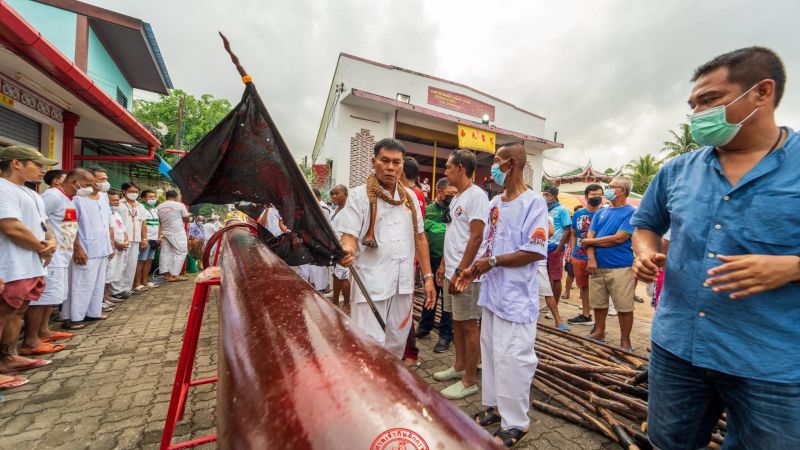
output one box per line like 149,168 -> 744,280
443,195 -> 455,207
587,197 -> 602,207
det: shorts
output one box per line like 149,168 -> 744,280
537,264 -> 553,297
37,266 -> 69,306
138,240 -> 159,261
589,267 -> 635,313
547,249 -> 564,281
333,265 -> 350,281
572,259 -> 589,288
565,260 -> 574,277
443,278 -> 481,321
0,276 -> 45,309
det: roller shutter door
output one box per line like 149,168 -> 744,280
0,106 -> 41,149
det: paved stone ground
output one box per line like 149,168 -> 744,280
0,277 -> 653,449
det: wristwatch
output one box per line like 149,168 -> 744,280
454,268 -> 463,277
488,256 -> 497,269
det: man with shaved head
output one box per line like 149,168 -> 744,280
23,168 -> 94,352
454,142 -> 548,447
329,184 -> 350,311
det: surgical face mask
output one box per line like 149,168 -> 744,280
146,199 -> 157,206
689,83 -> 760,147
603,188 -> 618,201
96,181 -> 110,192
110,205 -> 120,213
491,160 -> 511,186
443,194 -> 454,207
587,196 -> 603,207
75,183 -> 93,197
126,192 -> 139,201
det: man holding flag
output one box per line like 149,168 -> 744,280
337,138 -> 437,358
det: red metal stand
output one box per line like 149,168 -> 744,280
159,278 -> 219,450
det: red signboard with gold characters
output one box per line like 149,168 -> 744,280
427,86 -> 495,121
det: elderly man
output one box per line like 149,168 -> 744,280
23,168 -> 94,352
64,167 -> 113,328
417,177 -> 456,352
336,138 -> 436,358
433,149 -> 489,400
581,177 -> 636,350
455,143 -> 548,448
0,146 -> 58,388
632,47 -> 800,449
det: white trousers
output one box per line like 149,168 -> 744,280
111,245 -> 140,294
106,249 -> 126,285
480,308 -> 538,431
350,294 -> 413,359
160,234 -> 188,276
64,257 -> 107,321
37,266 -> 69,306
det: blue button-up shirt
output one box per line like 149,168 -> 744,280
631,129 -> 800,383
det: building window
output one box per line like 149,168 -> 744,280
116,87 -> 128,108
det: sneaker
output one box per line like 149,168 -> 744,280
134,285 -> 148,292
102,302 -> 115,312
110,292 -> 130,300
440,380 -> 479,399
567,314 -> 594,326
608,301 -> 618,316
416,328 -> 431,339
127,289 -> 139,297
433,339 -> 451,353
557,323 -> 570,331
433,367 -> 465,382
544,312 -> 553,320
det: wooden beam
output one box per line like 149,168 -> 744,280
74,14 -> 88,71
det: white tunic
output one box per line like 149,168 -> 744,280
334,184 -> 424,303
0,178 -> 47,282
41,188 -> 78,268
73,193 -> 112,258
119,200 -> 147,243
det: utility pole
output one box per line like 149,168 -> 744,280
173,95 -> 185,163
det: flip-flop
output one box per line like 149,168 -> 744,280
0,358 -> 51,374
61,322 -> 86,330
586,335 -> 607,344
41,331 -> 75,343
0,376 -> 30,390
18,343 -> 66,355
82,315 -> 108,321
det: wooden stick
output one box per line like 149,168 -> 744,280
596,406 -> 641,450
539,363 -> 648,413
544,361 -> 638,376
537,323 -> 649,361
534,380 -> 616,439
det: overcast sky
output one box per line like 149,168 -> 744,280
112,0 -> 800,174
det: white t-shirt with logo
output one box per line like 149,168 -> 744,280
41,188 -> 78,268
0,178 -> 47,282
110,211 -> 127,244
157,200 -> 189,236
443,184 -> 489,280
119,201 -> 147,243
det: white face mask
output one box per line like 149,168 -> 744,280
126,192 -> 139,201
110,205 -> 120,213
75,184 -> 93,197
96,181 -> 111,192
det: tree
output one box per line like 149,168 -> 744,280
603,167 -> 617,175
661,123 -> 700,160
625,154 -> 662,194
133,90 -> 232,164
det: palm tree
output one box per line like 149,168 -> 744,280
625,154 -> 662,194
661,123 -> 700,160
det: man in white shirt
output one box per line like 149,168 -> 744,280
106,191 -> 130,303
336,138 -> 436,358
23,168 -> 93,351
111,182 -> 147,297
433,149 -> 489,400
454,143 -> 548,448
0,146 -> 58,388
65,167 -> 113,328
302,188 -> 332,292
157,190 -> 190,282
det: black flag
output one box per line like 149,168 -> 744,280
169,82 -> 343,267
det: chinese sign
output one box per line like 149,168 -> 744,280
458,124 -> 496,153
0,73 -> 63,122
428,86 -> 495,121
48,126 -> 56,159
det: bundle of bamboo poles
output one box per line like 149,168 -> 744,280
412,296 -> 727,449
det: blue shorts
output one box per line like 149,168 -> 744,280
138,240 -> 159,261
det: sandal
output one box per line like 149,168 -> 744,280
18,343 -> 65,355
83,315 -> 108,321
0,358 -> 51,374
168,276 -> 189,282
61,322 -> 86,330
494,428 -> 529,448
474,407 -> 502,428
42,331 -> 75,343
0,375 -> 30,390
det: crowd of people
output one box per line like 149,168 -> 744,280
0,151 -> 200,392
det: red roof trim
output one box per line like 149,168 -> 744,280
341,53 -> 546,121
0,3 -> 160,148
350,89 -> 562,148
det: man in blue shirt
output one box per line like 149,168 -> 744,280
542,185 -> 571,302
581,177 -> 636,350
632,47 -> 800,450
567,184 -> 604,326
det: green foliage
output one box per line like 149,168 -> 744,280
625,154 -> 662,194
661,123 -> 700,160
603,167 -> 617,175
133,90 -> 232,164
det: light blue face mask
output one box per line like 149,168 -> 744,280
491,160 -> 511,186
689,83 -> 760,147
603,188 -> 617,201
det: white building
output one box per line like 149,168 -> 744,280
311,54 -> 561,197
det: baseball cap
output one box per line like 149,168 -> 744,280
0,145 -> 59,166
